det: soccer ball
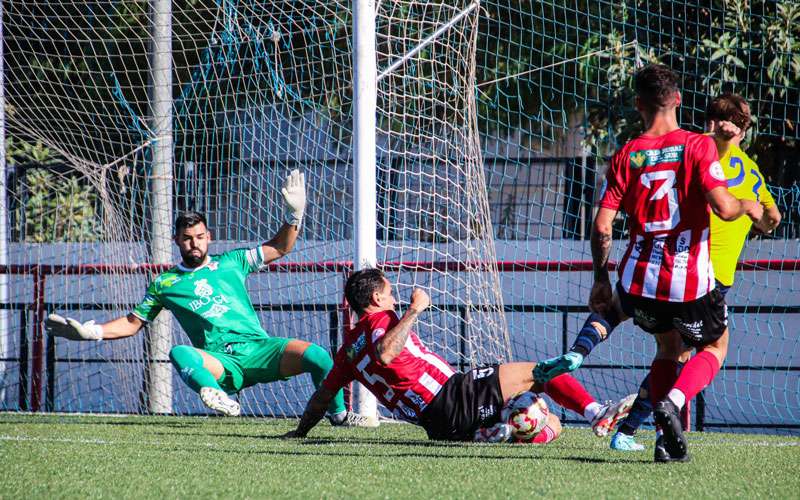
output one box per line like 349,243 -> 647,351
503,392 -> 549,440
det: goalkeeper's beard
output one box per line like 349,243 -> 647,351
181,248 -> 207,268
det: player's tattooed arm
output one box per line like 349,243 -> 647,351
589,207 -> 616,314
375,289 -> 431,365
289,387 -> 336,438
590,208 -> 616,283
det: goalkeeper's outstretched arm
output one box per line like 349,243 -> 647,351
261,169 -> 306,264
99,314 -> 145,339
46,313 -> 143,341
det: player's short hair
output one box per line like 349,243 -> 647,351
705,92 -> 751,132
634,64 -> 680,111
174,211 -> 208,235
345,268 -> 387,316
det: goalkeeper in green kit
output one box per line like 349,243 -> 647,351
46,170 -> 369,426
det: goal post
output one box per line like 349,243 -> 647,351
145,0 -> 174,415
352,0 -> 379,420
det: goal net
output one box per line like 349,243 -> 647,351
2,0 -> 798,432
2,0 -> 506,417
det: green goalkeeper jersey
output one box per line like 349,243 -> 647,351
133,247 -> 269,352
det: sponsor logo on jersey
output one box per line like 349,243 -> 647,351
346,334 -> 367,360
676,233 -> 690,253
194,279 -> 213,297
648,238 -> 666,265
673,318 -> 704,341
709,161 -> 725,181
673,233 -> 691,270
188,279 -> 231,315
158,273 -> 181,289
634,308 -> 658,329
630,145 -> 684,168
630,151 -> 648,168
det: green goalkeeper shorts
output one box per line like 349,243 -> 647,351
207,337 -> 292,394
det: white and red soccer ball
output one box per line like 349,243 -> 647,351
503,391 -> 549,441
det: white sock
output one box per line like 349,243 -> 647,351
583,401 -> 602,422
667,388 -> 686,410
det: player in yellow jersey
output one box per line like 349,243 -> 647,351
603,93 -> 782,450
706,93 -> 782,295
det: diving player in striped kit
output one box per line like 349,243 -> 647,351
286,268 -> 637,443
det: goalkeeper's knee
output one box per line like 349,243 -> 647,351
169,345 -> 222,393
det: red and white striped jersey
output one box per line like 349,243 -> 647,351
599,129 -> 728,302
322,310 -> 455,423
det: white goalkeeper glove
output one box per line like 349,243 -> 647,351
45,313 -> 104,341
281,169 -> 306,227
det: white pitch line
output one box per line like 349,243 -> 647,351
0,434 -> 115,445
0,434 -> 258,450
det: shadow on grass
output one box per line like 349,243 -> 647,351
174,445 -> 646,463
146,431 -> 646,463
152,431 -> 467,448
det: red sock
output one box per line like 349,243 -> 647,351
649,359 -> 680,405
543,374 -> 595,414
672,351 -> 720,402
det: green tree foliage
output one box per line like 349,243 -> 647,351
7,138 -> 101,243
22,168 -> 101,243
476,0 -> 799,185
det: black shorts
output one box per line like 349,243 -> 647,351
418,365 -> 504,441
616,282 -> 728,348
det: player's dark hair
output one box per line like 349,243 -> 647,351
174,211 -> 208,234
634,64 -> 680,111
345,268 -> 387,316
705,92 -> 751,132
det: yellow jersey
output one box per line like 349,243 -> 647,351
709,143 -> 776,286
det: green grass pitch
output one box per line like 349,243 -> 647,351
1,414 -> 798,499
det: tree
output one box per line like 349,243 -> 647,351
6,138 -> 101,243
475,0 -> 799,186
